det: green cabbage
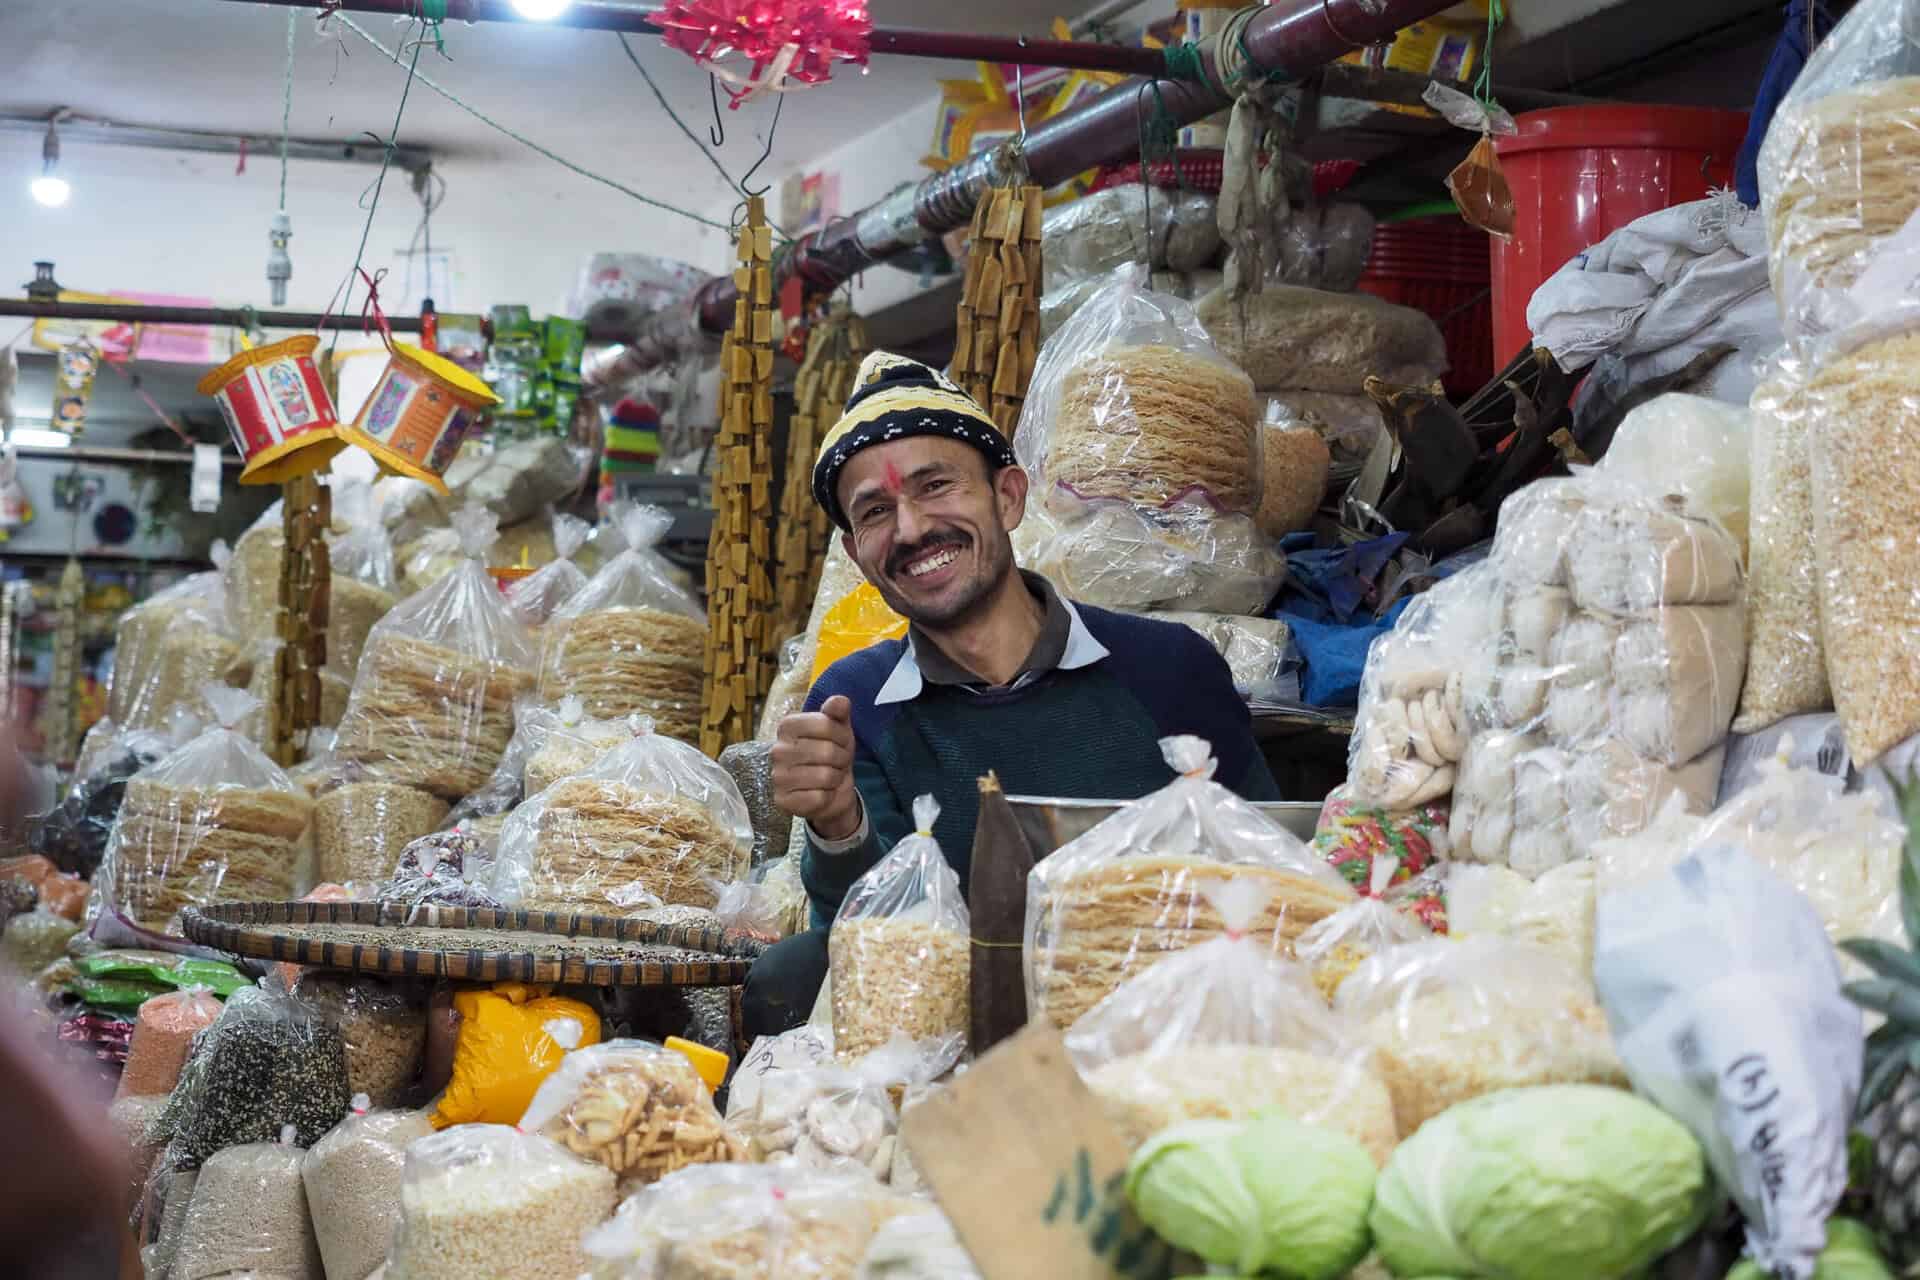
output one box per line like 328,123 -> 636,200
1369,1085 -> 1710,1279
1126,1109 -> 1375,1280
1727,1219 -> 1892,1280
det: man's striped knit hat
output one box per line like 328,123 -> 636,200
811,351 -> 1017,531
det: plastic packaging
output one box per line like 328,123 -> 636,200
31,721 -> 173,878
1064,879 -> 1397,1163
295,973 -> 427,1108
430,981 -> 600,1128
1757,0 -> 1920,350
155,978 -> 351,1168
1263,390 -> 1387,471
1194,282 -> 1448,395
828,796 -> 970,1063
313,778 -> 449,887
1041,187 -> 1223,292
1011,493 -> 1285,616
719,739 -> 792,869
492,725 -> 753,915
582,1162 -> 908,1279
1596,392 -> 1753,554
1272,201 -> 1376,292
230,504 -> 397,680
171,1134 -> 324,1280
1334,936 -> 1627,1137
108,562 -> 244,734
377,829 -> 503,919
449,695 -> 641,826
860,1208 -> 982,1280
329,479 -> 401,595
385,1123 -> 618,1280
538,503 -> 706,741
1735,360 -> 1829,731
1296,859 -> 1436,1000
117,990 -> 224,1100
1015,264 -> 1262,517
91,686 -> 312,941
505,512 -> 592,627
521,1039 -> 745,1188
333,506 -> 540,799
733,1034 -> 947,1188
1254,419 -> 1331,538
1026,737 -> 1355,1030
1804,332 -> 1920,765
2,906 -> 77,973
303,1100 -> 436,1280
1310,788 -> 1450,922
1596,844 -> 1864,1280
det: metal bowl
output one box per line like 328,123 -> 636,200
1004,795 -> 1322,857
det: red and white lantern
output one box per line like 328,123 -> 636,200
195,334 -> 346,486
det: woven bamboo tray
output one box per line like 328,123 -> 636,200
181,900 -> 764,987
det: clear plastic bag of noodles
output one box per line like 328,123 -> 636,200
539,502 -> 706,741
505,511 -> 591,628
448,695 -> 642,826
109,543 -> 245,734
828,797 -> 970,1066
1346,564 -> 1497,811
1013,262 -> 1263,518
90,685 -> 312,943
1333,935 -> 1627,1138
491,720 -> 752,916
582,1162 -> 910,1280
1758,0 -> 1920,349
332,506 -> 538,801
1011,492 -> 1284,616
1065,878 -> 1398,1164
1024,735 -> 1355,1032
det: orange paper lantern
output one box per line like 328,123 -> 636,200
341,343 -> 500,495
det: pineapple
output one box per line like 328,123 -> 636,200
1842,775 -> 1920,1275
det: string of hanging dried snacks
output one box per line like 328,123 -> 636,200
773,307 -> 868,640
269,472 -> 331,767
952,185 -> 1044,439
701,196 -> 778,757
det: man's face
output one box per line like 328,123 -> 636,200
837,436 -> 1028,629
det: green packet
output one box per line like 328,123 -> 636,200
65,975 -> 174,1010
76,950 -> 246,997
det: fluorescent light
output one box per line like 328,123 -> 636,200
511,0 -> 572,18
7,429 -> 71,448
30,174 -> 69,207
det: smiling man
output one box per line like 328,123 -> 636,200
743,353 -> 1281,1039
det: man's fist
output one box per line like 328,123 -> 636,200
772,695 -> 862,841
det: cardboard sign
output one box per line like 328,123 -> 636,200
900,1022 -> 1175,1280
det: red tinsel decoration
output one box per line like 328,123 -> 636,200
656,0 -> 872,107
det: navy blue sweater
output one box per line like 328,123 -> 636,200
800,604 -> 1281,928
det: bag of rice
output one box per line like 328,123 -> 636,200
829,796 -> 970,1065
1065,878 -> 1397,1162
332,506 -> 539,800
538,503 -> 706,742
303,1098 -> 435,1280
491,722 -> 752,915
1025,736 -> 1354,1030
171,1132 -> 324,1280
505,511 -> 592,628
91,686 -> 313,943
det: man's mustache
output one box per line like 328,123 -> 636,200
887,530 -> 971,577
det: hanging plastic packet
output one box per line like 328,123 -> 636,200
828,796 -> 970,1066
1425,82 -> 1517,240
1594,844 -> 1863,1280
505,510 -> 592,628
1064,878 -> 1396,1164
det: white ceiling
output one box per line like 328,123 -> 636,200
1,0 -> 1101,185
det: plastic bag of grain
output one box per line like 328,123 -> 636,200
1064,878 -> 1397,1163
828,796 -> 970,1065
1334,935 -> 1627,1137
1596,393 -> 1753,555
294,974 -> 427,1109
333,507 -> 538,799
312,772 -> 448,887
171,1131 -> 324,1280
117,989 -> 223,1100
109,550 -> 244,734
1015,263 -> 1261,517
303,1098 -> 434,1280
1026,736 -> 1355,1031
384,1123 -> 616,1280
90,686 -> 312,943
491,723 -> 752,915
1194,283 -> 1447,395
505,511 -> 592,628
538,503 -> 706,741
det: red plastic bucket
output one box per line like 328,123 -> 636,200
1490,105 -> 1749,361
1358,215 -> 1493,400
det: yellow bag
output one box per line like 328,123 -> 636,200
810,583 -> 908,684
430,981 -> 601,1128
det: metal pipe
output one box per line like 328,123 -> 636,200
604,0 -> 1459,377
6,443 -> 244,468
0,298 -> 423,333
0,115 -> 433,174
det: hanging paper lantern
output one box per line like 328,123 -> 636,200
656,0 -> 872,106
197,334 -> 347,486
338,343 -> 500,495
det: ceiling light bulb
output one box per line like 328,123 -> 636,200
30,175 -> 70,207
510,0 -> 572,19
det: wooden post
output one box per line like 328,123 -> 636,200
269,470 -> 330,767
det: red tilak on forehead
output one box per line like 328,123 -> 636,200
882,459 -> 904,493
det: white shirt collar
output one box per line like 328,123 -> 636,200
873,595 -> 1108,706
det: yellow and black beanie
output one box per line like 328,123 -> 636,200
812,351 -> 1018,530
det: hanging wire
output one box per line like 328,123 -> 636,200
278,10 -> 296,212
740,91 -> 785,199
1472,0 -> 1506,110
